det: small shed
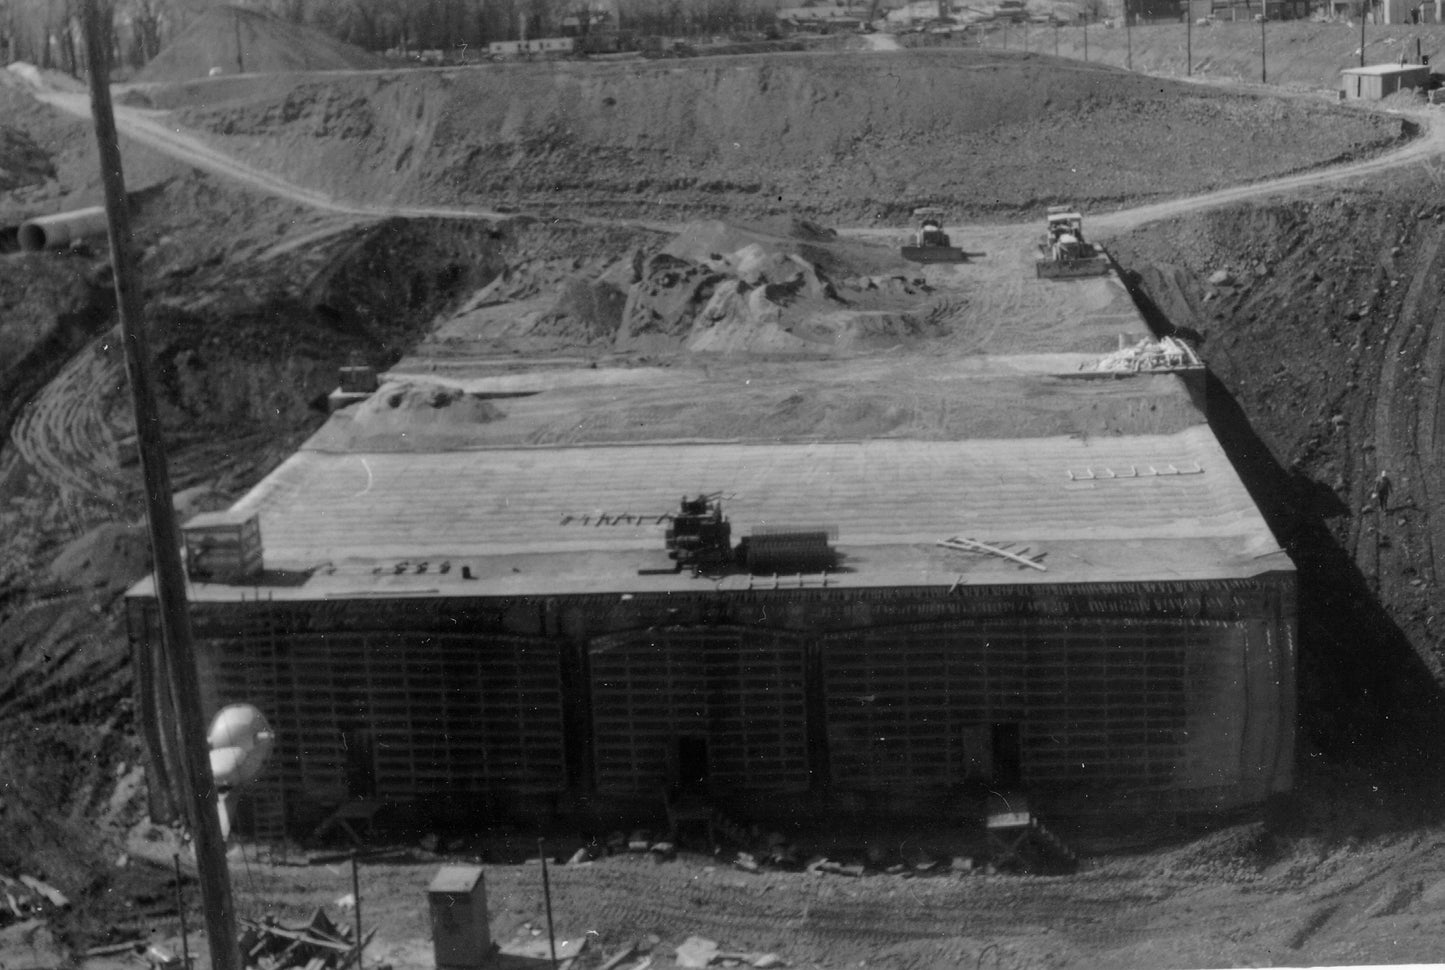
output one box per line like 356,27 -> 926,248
1340,63 -> 1432,100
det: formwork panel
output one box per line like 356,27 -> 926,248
197,630 -> 565,818
589,627 -> 808,796
821,618 -> 1220,794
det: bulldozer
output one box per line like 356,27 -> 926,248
1034,206 -> 1110,279
901,207 -> 968,263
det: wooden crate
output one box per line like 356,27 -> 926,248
183,511 -> 263,583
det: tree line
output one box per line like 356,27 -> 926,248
1,0 -> 784,75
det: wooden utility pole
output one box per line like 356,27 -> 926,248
1359,0 -> 1367,66
78,6 -> 242,970
1126,4 -> 1132,70
1186,6 -> 1192,76
1259,13 -> 1266,83
234,8 -> 246,74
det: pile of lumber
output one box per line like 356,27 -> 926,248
239,908 -> 373,970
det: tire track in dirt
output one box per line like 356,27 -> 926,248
1372,226 -> 1443,594
8,333 -> 129,524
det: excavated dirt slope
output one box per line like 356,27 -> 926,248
1108,176 -> 1445,761
150,49 -> 1409,223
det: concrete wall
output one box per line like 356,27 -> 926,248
130,575 -> 1295,829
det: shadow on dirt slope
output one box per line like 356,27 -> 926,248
1112,180 -> 1445,836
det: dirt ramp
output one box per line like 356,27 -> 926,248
136,5 -> 383,83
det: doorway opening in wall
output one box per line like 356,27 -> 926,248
675,736 -> 710,794
341,725 -> 377,798
991,723 -> 1022,788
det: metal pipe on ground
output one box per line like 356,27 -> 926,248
17,206 -> 111,251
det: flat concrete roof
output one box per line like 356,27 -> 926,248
127,223 -> 1293,605
1341,64 -> 1431,76
150,425 -> 1289,602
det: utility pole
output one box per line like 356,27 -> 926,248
1259,12 -> 1266,83
1359,0 -> 1366,66
1083,18 -> 1088,59
78,7 -> 242,970
1126,3 -> 1132,69
1186,2 -> 1192,76
233,8 -> 244,74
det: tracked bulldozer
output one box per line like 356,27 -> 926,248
901,207 -> 968,263
1035,206 -> 1110,280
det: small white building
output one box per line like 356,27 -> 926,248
1340,62 -> 1431,99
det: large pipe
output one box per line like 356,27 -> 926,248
18,205 -> 111,251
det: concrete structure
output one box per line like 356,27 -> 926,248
778,5 -> 870,29
1377,0 -> 1439,20
1340,62 -> 1432,99
128,245 -> 1295,834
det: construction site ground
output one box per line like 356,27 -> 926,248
6,26 -> 1445,970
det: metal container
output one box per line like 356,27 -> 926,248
428,865 -> 491,968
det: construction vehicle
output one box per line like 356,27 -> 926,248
901,207 -> 968,263
1035,205 -> 1110,279
664,493 -> 733,571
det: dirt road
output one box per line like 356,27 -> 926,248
31,89 -> 672,236
1088,107 -> 1445,237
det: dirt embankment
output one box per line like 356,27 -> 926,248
1109,175 -> 1445,758
0,167 -> 525,934
152,49 -> 1407,223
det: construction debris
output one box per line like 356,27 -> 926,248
674,937 -> 787,969
937,536 -> 1047,571
238,907 -> 373,970
0,874 -> 68,925
1081,335 -> 1204,375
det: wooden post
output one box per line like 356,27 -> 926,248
78,7 -> 241,970
351,852 -> 365,970
538,840 -> 558,970
1187,5 -> 1193,75
1126,5 -> 1132,69
234,9 -> 245,75
1360,0 -> 1367,65
1260,14 -> 1266,83
173,855 -> 191,970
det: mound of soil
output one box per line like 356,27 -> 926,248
363,380 -> 507,426
0,127 -> 53,193
320,380 -> 507,450
161,48 -> 1404,224
135,6 -> 384,84
435,220 -> 938,356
